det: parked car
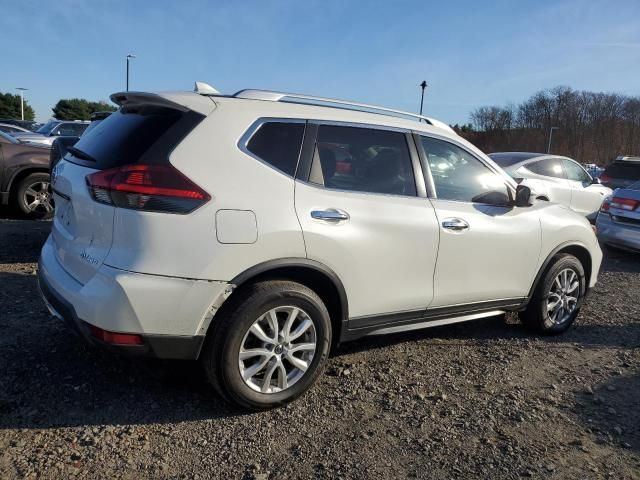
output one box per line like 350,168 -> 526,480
596,180 -> 640,252
488,152 -> 612,220
599,156 -> 640,189
0,130 -> 53,216
11,120 -> 90,146
38,85 -> 603,409
49,111 -> 113,172
0,118 -> 39,131
0,122 -> 32,134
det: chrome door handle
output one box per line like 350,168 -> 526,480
442,218 -> 469,231
311,209 -> 350,222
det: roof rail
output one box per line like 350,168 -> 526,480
233,89 -> 455,133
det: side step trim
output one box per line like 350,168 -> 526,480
367,310 -> 505,336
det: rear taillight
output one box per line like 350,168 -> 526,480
600,196 -> 611,213
86,164 -> 210,214
609,196 -> 640,211
599,174 -> 611,185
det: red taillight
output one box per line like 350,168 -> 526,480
600,174 -> 611,185
89,325 -> 143,345
610,196 -> 640,211
86,164 -> 210,214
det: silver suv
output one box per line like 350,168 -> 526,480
38,84 -> 603,408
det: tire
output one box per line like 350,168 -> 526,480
519,253 -> 586,334
202,280 -> 332,409
13,173 -> 54,218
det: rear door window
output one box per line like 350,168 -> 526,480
526,158 -> 566,178
245,122 -> 305,176
65,105 -> 202,170
308,125 -> 416,196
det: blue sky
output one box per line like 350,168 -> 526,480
2,0 -> 640,123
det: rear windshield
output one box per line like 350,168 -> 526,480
65,105 -> 202,170
488,152 -> 541,167
603,162 -> 640,180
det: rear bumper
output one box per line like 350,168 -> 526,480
596,214 -> 640,252
38,235 -> 231,359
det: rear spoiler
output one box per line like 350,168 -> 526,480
109,91 -> 216,116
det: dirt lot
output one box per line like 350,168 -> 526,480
0,213 -> 638,480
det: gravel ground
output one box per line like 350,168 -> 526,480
0,212 -> 638,479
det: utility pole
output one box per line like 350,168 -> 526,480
419,81 -> 428,116
126,54 -> 136,91
16,87 -> 28,120
547,126 -> 559,153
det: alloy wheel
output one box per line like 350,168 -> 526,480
547,268 -> 579,324
238,306 -> 317,394
24,181 -> 53,214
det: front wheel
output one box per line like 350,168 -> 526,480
519,253 -> 586,334
202,280 -> 332,409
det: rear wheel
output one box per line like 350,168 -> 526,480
14,173 -> 54,218
519,254 -> 585,334
202,280 -> 332,409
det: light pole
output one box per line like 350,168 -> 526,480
547,126 -> 559,153
126,54 -> 136,91
16,87 -> 28,121
419,80 -> 428,116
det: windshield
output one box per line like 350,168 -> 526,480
36,120 -> 59,134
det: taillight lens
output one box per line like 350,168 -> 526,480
609,196 -> 640,211
599,174 -> 611,185
86,164 -> 210,214
89,325 -> 143,345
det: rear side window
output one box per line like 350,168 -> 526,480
246,122 -> 305,176
66,105 -> 202,170
57,123 -> 88,136
526,159 -> 566,178
603,162 -> 640,180
309,125 -> 416,196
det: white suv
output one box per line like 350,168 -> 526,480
39,85 -> 603,409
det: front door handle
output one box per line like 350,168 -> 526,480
442,218 -> 469,231
311,209 -> 350,222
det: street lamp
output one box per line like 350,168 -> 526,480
126,54 -> 136,91
547,126 -> 559,154
419,80 -> 428,116
15,87 -> 28,121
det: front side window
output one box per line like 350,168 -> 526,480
309,125 -> 416,196
246,122 -> 305,176
562,159 -> 592,183
525,158 -> 565,179
421,136 -> 510,204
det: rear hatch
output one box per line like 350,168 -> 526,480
600,161 -> 640,189
50,94 -> 208,284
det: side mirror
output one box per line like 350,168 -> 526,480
515,184 -> 531,207
591,177 -> 602,185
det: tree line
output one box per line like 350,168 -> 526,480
0,92 -> 116,122
464,87 -> 640,166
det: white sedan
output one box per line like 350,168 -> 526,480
489,152 -> 612,220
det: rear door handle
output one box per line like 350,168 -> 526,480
311,209 -> 350,222
442,218 -> 469,231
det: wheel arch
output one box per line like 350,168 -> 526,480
228,258 -> 349,346
525,241 -> 593,305
7,167 -> 50,196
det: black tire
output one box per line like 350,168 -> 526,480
519,253 -> 586,334
13,172 -> 54,218
202,280 -> 332,409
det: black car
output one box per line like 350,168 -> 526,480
600,157 -> 640,189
